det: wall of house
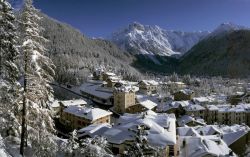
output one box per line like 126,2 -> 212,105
60,110 -> 111,130
206,110 -> 218,124
114,91 -> 135,113
229,132 -> 250,156
139,83 -> 157,95
174,92 -> 194,101
186,110 -> 205,119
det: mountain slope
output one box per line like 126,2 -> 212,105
179,30 -> 250,77
110,22 -> 209,64
37,14 -> 142,84
208,22 -> 249,37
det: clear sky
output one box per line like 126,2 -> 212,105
10,0 -> 250,37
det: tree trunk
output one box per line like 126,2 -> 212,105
20,49 -> 28,156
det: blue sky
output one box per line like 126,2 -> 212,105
10,0 -> 250,37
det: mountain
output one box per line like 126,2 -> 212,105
109,22 -> 209,64
179,30 -> 250,77
208,22 -> 249,37
34,14 -> 142,85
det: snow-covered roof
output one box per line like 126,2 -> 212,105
217,104 -> 250,113
114,85 -> 138,93
185,104 -> 205,111
192,97 -> 213,104
139,80 -> 159,86
63,105 -> 112,121
206,105 -> 219,111
178,124 -> 250,146
51,100 -> 60,108
217,124 -> 250,145
105,72 -> 116,76
78,123 -> 112,138
179,136 -> 236,157
108,76 -> 120,81
80,83 -> 113,99
60,99 -> 87,107
177,115 -> 206,127
78,112 -> 176,147
137,100 -> 157,110
157,101 -> 193,112
179,89 -> 194,95
108,112 -> 177,147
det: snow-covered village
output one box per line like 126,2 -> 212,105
1,0 -> 250,157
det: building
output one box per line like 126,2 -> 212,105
138,80 -> 159,95
113,85 -> 137,114
103,72 -> 117,81
184,104 -> 206,119
217,105 -> 247,125
178,124 -> 250,156
205,105 -> 219,124
58,99 -> 88,116
80,81 -> 113,106
106,76 -> 120,88
60,105 -> 112,130
78,111 -> 178,156
179,136 -> 236,157
93,67 -> 105,80
177,115 -> 206,127
174,89 -> 194,101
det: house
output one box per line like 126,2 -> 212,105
217,105 -> 246,125
93,68 -> 105,80
205,105 -> 219,124
103,72 -> 117,81
195,125 -> 250,155
156,101 -> 192,119
78,111 -> 178,156
113,85 -> 137,114
138,80 -> 159,95
177,115 -> 206,127
178,124 -> 250,156
228,92 -> 246,105
51,100 -> 60,114
59,99 -> 88,108
184,104 -> 206,119
179,136 -> 236,157
106,76 -> 120,88
60,105 -> 112,130
58,99 -> 88,116
174,89 -> 194,101
80,82 -> 113,106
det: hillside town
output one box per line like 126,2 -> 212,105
52,67 -> 250,157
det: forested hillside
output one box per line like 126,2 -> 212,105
179,30 -> 250,77
36,13 -> 142,84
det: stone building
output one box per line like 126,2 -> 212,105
138,80 -> 159,95
113,85 -> 137,114
174,89 -> 194,101
60,105 -> 112,130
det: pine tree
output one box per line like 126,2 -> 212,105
20,0 -> 56,155
124,125 -> 162,157
0,0 -> 21,137
79,136 -> 113,157
62,130 -> 79,156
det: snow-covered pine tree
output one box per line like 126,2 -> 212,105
79,136 -> 113,157
20,0 -> 56,155
62,130 -> 79,156
0,0 -> 21,137
124,125 -> 162,157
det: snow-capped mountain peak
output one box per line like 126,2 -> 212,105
209,22 -> 249,37
109,22 -> 209,64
